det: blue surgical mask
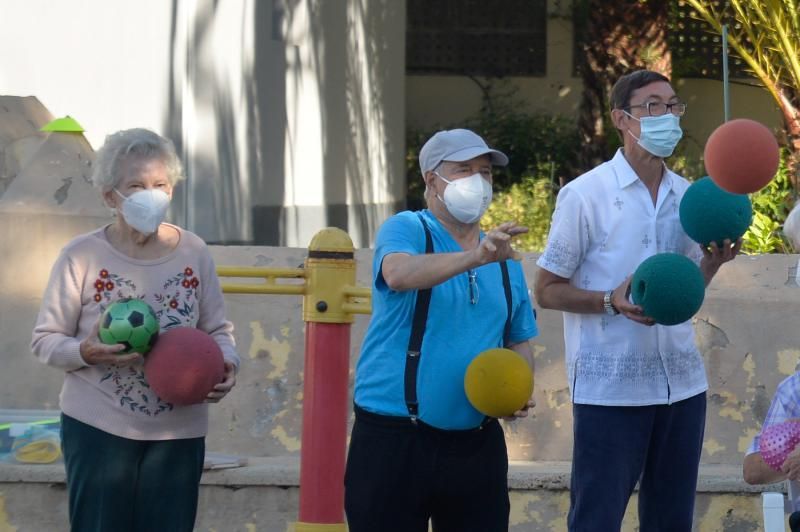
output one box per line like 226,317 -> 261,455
624,112 -> 683,158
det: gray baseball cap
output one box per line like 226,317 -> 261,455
418,129 -> 509,175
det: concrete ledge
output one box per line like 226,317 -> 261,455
0,459 -> 784,531
0,458 -> 784,494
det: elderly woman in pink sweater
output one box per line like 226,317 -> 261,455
31,128 -> 239,532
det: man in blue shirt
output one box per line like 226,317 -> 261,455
344,129 -> 538,532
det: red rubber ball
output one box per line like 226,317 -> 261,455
704,118 -> 779,194
144,327 -> 224,406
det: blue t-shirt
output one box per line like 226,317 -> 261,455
354,210 -> 539,430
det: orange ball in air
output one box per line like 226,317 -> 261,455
704,118 -> 779,194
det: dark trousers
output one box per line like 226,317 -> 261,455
344,406 -> 509,532
568,392 -> 707,532
61,414 -> 205,532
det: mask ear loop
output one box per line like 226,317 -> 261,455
432,171 -> 451,207
106,188 -> 126,213
620,110 -> 642,142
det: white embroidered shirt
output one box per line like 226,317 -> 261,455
537,149 -> 706,406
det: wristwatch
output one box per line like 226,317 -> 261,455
603,289 -> 619,316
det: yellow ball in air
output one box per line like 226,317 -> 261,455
464,348 -> 534,418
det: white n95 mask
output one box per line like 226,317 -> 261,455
435,172 -> 493,224
115,189 -> 171,235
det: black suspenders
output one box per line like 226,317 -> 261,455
403,213 -> 513,422
403,214 -> 434,421
499,260 -> 512,347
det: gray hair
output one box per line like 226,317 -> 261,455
423,162 -> 445,207
91,128 -> 185,191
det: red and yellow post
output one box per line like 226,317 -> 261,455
295,228 -> 360,532
219,228 -> 369,532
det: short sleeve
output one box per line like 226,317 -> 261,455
746,376 -> 798,455
537,187 -> 589,279
373,212 -> 426,291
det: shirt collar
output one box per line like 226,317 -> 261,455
610,148 -> 675,193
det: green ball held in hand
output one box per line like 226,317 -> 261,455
631,253 -> 705,326
98,298 -> 160,354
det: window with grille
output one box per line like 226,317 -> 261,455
406,0 -> 547,77
670,0 -> 750,79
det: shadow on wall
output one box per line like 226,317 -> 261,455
163,0 -> 269,245
344,0 -> 404,245
161,0 -> 400,247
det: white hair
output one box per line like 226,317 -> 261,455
784,203 -> 800,250
91,128 -> 185,191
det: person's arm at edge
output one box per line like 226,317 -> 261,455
743,451 -> 786,485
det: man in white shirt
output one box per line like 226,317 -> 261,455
535,70 -> 740,531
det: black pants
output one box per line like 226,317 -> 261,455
568,392 -> 707,532
61,414 -> 205,532
344,406 -> 509,532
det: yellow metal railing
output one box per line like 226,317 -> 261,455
216,228 -> 372,320
341,285 -> 372,315
216,267 -> 306,296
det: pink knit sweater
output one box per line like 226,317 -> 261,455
31,224 -> 239,441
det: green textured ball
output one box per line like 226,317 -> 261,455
679,176 -> 752,247
631,253 -> 705,326
98,298 -> 160,354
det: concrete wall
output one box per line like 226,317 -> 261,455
211,249 -> 800,465
0,0 -> 406,248
5,236 -> 800,464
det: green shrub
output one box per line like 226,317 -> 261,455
741,149 -> 796,254
480,170 -> 556,253
405,81 -> 579,211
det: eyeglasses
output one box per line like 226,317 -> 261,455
626,101 -> 687,117
468,270 -> 478,305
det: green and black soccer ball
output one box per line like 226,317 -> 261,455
98,298 -> 159,354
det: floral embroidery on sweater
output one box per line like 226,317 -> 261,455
94,265 -> 201,415
154,266 -> 200,329
92,268 -> 139,303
